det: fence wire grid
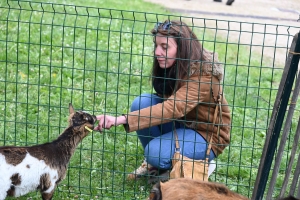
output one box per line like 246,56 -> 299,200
0,0 -> 300,199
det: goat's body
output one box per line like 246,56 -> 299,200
148,178 -> 299,200
0,103 -> 96,200
148,178 -> 249,200
0,151 -> 59,199
0,134 -> 76,199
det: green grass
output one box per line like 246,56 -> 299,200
0,0 -> 299,199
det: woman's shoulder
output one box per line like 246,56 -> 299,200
188,64 -> 219,82
189,50 -> 224,81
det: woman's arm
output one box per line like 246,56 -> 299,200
124,75 -> 213,132
95,75 -> 215,133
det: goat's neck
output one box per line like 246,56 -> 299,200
52,126 -> 87,162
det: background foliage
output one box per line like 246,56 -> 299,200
0,0 -> 299,199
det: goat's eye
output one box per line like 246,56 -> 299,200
85,117 -> 88,121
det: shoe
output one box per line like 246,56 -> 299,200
226,0 -> 234,5
127,159 -> 159,180
208,160 -> 216,177
213,0 -> 222,2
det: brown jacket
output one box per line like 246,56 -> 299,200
124,52 -> 231,156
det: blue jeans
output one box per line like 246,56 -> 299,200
130,93 -> 216,170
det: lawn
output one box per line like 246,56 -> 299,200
0,0 -> 298,199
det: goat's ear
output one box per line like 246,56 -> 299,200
69,103 -> 75,114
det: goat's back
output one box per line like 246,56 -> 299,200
0,147 -> 59,199
149,178 -> 249,200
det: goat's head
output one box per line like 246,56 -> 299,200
68,103 -> 97,136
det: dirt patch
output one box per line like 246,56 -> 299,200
145,0 -> 300,66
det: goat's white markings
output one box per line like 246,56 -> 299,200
0,152 -> 58,199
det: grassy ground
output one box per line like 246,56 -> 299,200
0,0 -> 298,199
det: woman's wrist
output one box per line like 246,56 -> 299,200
117,115 -> 127,125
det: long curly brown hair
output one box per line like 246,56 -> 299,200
151,20 -> 205,96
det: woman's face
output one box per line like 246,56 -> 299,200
154,34 -> 178,68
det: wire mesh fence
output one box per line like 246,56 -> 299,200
0,0 -> 299,199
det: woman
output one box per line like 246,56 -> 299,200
94,20 -> 231,180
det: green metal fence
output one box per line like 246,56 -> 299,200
0,0 -> 300,199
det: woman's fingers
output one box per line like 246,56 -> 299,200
94,115 -> 104,132
104,119 -> 112,129
94,115 -> 115,132
104,117 -> 115,129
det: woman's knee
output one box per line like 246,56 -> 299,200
130,94 -> 151,112
130,93 -> 158,112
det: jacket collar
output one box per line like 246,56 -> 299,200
189,48 -> 223,81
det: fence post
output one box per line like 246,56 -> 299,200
266,36 -> 300,199
281,117 -> 300,197
252,31 -> 300,200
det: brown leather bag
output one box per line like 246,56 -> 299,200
170,93 -> 222,181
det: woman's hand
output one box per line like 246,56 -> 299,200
94,115 -> 127,132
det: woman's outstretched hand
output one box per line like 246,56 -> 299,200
94,115 -> 126,132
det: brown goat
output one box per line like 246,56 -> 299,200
0,103 -> 96,200
148,178 -> 249,200
148,178 -> 300,200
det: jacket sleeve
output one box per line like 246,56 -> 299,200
124,75 -> 213,132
